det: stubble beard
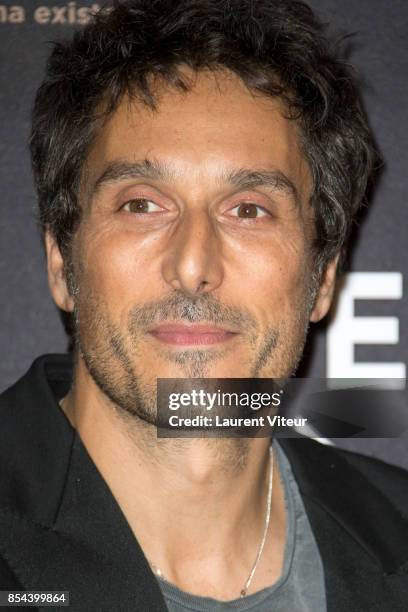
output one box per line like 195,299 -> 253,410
65,258 -> 316,446
64,258 -> 317,471
72,299 -> 310,415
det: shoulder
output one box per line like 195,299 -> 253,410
280,437 -> 408,516
313,437 -> 408,474
323,441 -> 408,510
334,442 -> 408,492
0,355 -> 74,524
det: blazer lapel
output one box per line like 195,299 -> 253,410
280,438 -> 408,611
0,355 -> 167,611
0,434 -> 168,611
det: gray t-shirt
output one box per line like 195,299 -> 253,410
155,442 -> 326,612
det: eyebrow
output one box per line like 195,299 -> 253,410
88,158 -> 300,207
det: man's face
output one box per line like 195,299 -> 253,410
48,69 -> 332,423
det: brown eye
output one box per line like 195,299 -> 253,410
233,203 -> 268,218
122,198 -> 162,213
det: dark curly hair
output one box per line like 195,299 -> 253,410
30,0 -> 378,277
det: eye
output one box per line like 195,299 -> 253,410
122,198 -> 163,214
230,203 -> 269,219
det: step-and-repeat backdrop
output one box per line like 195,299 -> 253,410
0,1 -> 407,466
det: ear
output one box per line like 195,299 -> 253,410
44,230 -> 75,313
309,254 -> 339,323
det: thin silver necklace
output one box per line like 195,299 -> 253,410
149,443 -> 274,599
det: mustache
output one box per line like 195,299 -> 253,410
127,292 -> 258,332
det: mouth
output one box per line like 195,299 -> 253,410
147,322 -> 239,346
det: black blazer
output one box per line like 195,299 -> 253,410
0,355 -> 407,611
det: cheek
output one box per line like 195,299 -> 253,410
228,234 -> 312,321
263,272 -> 310,330
74,225 -> 163,311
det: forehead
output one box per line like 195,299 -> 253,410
83,69 -> 311,199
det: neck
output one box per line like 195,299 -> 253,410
61,357 -> 287,600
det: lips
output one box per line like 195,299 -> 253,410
147,323 -> 238,346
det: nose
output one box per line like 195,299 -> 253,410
161,209 -> 224,296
